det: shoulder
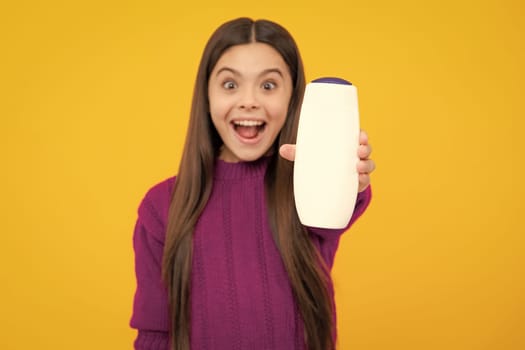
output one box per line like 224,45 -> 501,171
139,177 -> 176,213
137,176 -> 176,241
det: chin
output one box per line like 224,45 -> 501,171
221,141 -> 276,163
233,149 -> 268,162
237,154 -> 264,162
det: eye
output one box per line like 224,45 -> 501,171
222,81 -> 237,89
262,81 -> 276,90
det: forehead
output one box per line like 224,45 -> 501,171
213,42 -> 290,75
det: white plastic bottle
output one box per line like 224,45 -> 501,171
293,77 -> 360,229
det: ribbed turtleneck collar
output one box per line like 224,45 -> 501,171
213,156 -> 271,180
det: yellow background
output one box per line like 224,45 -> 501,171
2,0 -> 523,349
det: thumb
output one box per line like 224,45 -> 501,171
279,144 -> 296,161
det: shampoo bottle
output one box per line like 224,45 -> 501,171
293,77 -> 360,229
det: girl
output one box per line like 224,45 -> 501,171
131,17 -> 375,350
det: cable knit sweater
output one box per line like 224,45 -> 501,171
130,157 -> 372,349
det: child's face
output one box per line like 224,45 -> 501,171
208,42 -> 293,162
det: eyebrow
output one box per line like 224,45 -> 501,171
215,67 -> 284,78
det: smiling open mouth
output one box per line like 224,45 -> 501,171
232,120 -> 266,140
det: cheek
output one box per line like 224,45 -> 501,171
268,96 -> 290,126
208,88 -> 225,133
209,100 -> 228,123
208,87 -> 230,120
208,101 -> 226,131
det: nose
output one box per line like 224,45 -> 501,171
238,87 -> 260,110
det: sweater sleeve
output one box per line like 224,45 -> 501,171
130,178 -> 175,350
308,185 -> 372,269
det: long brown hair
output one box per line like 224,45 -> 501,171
162,17 -> 334,350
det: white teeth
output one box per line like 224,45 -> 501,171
233,120 -> 264,127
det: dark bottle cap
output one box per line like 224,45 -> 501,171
312,77 -> 352,85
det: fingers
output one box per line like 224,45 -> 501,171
279,144 -> 296,161
359,130 -> 369,145
357,130 -> 374,192
358,144 -> 372,159
358,130 -> 372,159
357,159 -> 376,174
358,173 -> 370,192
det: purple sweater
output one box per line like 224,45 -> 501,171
130,157 -> 371,349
